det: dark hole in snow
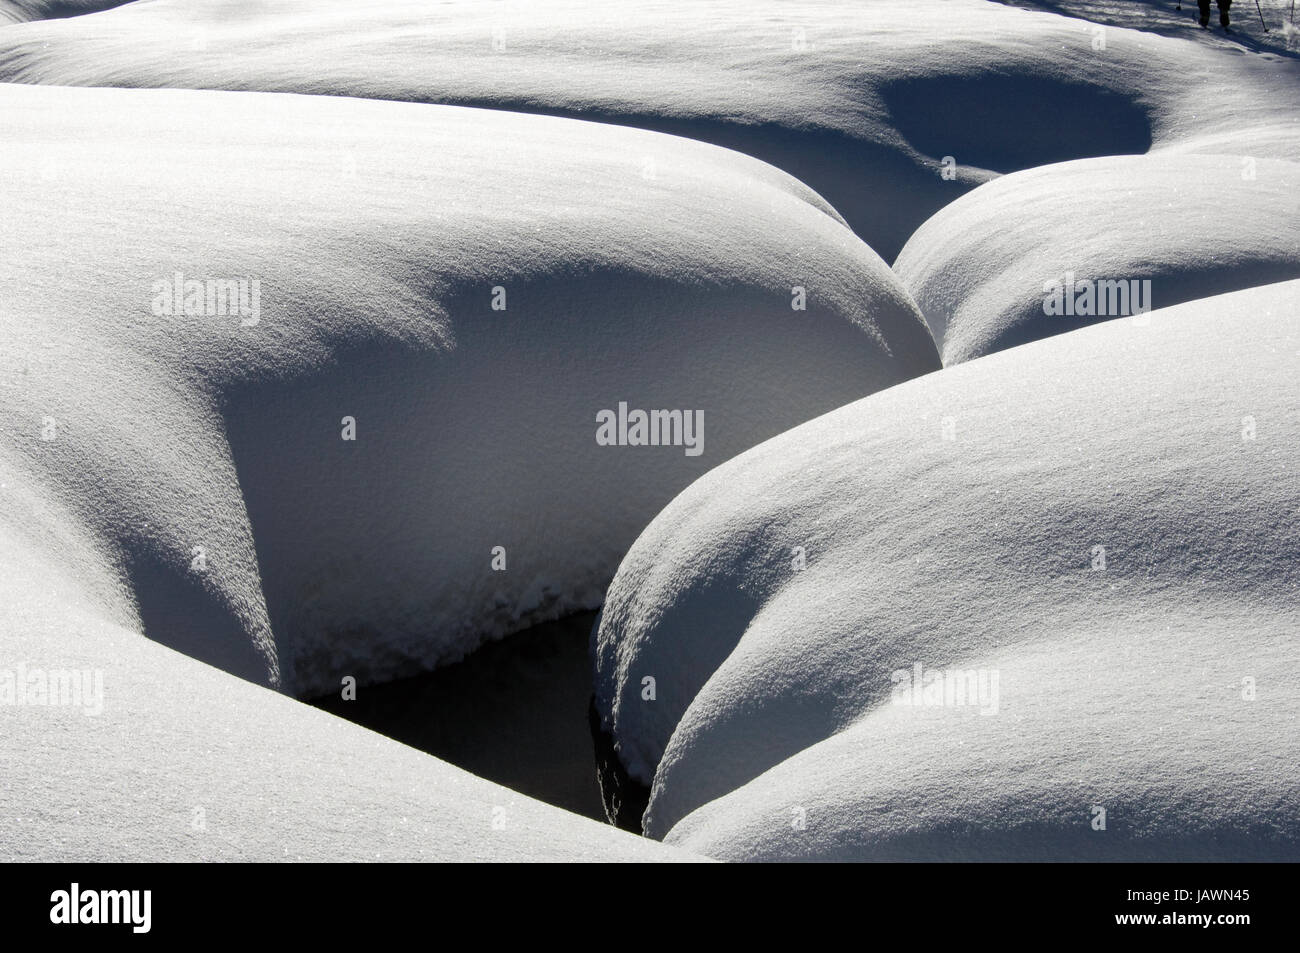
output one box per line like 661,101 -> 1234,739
880,72 -> 1153,173
309,611 -> 609,822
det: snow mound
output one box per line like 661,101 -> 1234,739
0,1 -> 128,25
896,153 -> 1300,364
0,81 -> 935,697
0,529 -> 698,861
1,0 -> 1297,260
592,279 -> 1300,859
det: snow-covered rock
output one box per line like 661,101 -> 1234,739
896,153 -> 1300,364
0,528 -> 697,861
592,279 -> 1300,860
0,81 -> 934,697
2,0 -> 1297,260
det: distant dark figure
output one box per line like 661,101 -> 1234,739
1198,0 -> 1233,30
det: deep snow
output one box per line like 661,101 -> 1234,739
593,279 -> 1300,859
0,81 -> 935,699
0,527 -> 696,861
2,0 -> 1297,260
2,0 -> 1297,864
896,152 -> 1300,363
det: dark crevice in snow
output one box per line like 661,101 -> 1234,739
308,611 -> 608,822
588,695 -> 651,835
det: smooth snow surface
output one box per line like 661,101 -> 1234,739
0,81 -> 934,698
593,280 -> 1300,860
2,0 -> 1298,260
896,153 -> 1300,363
4,0 -> 1297,865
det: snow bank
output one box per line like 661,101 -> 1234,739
0,529 -> 696,861
0,1 -> 128,25
1,0 -> 1296,260
0,81 -> 935,697
895,153 -> 1300,363
592,279 -> 1300,859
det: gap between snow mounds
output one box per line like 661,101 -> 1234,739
895,152 -> 1300,365
0,534 -> 695,862
0,81 -> 937,701
592,279 -> 1300,859
311,611 -> 607,822
2,0 -> 1288,262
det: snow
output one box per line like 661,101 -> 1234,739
896,153 -> 1300,364
995,0 -> 1300,57
2,0 -> 1297,863
592,279 -> 1300,859
0,1 -> 128,25
0,80 -> 935,699
2,0 -> 1297,260
0,528 -> 698,861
